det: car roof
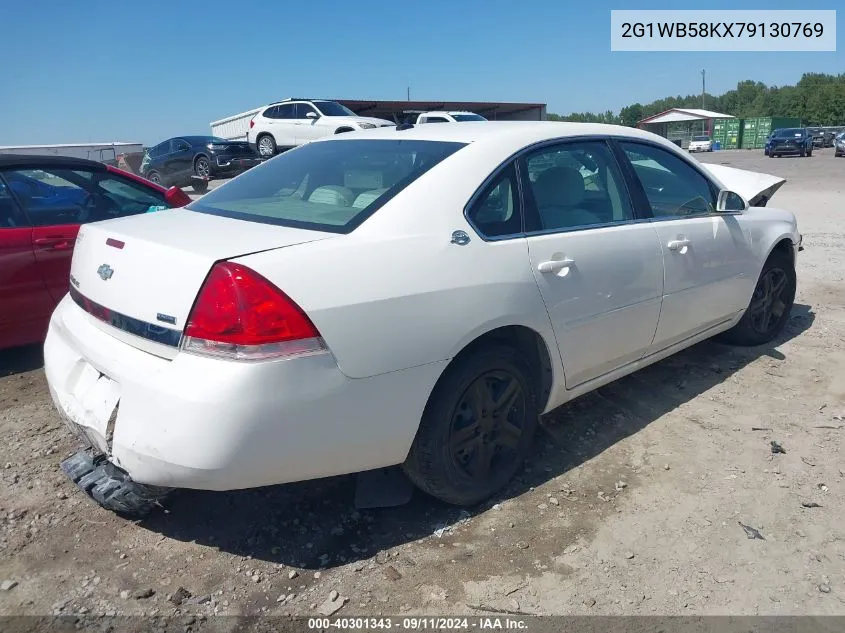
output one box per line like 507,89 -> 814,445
422,111 -> 478,116
321,120 -> 673,148
0,154 -> 107,171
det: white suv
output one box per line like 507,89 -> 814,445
247,99 -> 394,157
416,111 -> 487,123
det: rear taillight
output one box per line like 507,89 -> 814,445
182,262 -> 326,361
249,117 -> 255,129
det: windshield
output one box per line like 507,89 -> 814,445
692,136 -> 709,142
451,114 -> 487,122
313,101 -> 357,117
776,128 -> 804,137
188,139 -> 466,233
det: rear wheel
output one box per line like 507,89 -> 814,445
719,250 -> 796,347
192,179 -> 208,194
807,148 -> 813,157
147,171 -> 162,184
403,345 -> 539,506
256,134 -> 276,158
194,156 -> 211,178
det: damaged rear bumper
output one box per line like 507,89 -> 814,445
61,451 -> 170,516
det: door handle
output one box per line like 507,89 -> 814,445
667,238 -> 691,251
34,237 -> 72,251
537,257 -> 575,274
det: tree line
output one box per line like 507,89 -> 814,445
547,73 -> 845,127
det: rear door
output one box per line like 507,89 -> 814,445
6,166 -> 173,304
521,139 -> 664,388
0,174 -> 53,348
274,103 -> 297,146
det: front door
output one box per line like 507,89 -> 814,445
521,139 -> 664,388
617,140 -> 755,350
165,139 -> 194,183
294,102 -> 324,145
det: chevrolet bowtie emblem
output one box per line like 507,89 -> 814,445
97,264 -> 114,281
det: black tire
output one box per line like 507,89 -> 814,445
807,149 -> 813,157
800,150 -> 806,157
192,179 -> 209,194
147,171 -> 162,184
403,345 -> 539,506
719,250 -> 796,347
256,134 -> 276,158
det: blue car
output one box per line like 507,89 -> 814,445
765,128 -> 813,158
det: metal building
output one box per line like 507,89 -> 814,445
211,99 -> 547,141
636,108 -> 735,148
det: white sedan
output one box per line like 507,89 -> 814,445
44,122 -> 800,515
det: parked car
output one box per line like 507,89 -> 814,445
834,132 -> 845,157
805,127 -> 825,148
416,111 -> 488,123
140,136 -> 260,194
766,128 -> 814,157
688,135 -> 713,153
247,99 -> 394,158
44,122 -> 799,516
0,155 -> 191,351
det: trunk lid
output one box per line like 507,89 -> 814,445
700,163 -> 787,207
69,209 -> 334,346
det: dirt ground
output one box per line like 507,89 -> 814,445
1,149 -> 844,619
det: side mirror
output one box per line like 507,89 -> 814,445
306,112 -> 318,119
717,189 -> 747,213
165,186 -> 192,208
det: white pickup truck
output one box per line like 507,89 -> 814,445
415,111 -> 487,123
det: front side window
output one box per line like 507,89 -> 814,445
619,141 -> 717,218
188,139 -> 466,233
295,103 -> 318,119
312,101 -> 357,117
4,168 -> 168,226
423,117 -> 449,123
466,164 -> 520,238
0,179 -> 27,228
173,139 -> 191,152
522,140 -> 633,232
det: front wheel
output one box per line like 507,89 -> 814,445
403,345 -> 539,506
719,251 -> 796,347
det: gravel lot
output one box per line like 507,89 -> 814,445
1,149 -> 844,618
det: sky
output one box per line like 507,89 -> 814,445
1,0 -> 842,146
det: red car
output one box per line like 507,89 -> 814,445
0,155 -> 192,350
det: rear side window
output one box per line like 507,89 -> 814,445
424,117 -> 449,123
4,168 -> 168,226
276,104 -> 296,119
188,139 -> 466,233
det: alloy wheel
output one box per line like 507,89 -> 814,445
749,267 -> 789,334
449,370 -> 526,482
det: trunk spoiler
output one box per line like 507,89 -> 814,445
700,164 -> 786,207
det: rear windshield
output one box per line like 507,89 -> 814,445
188,139 -> 466,233
692,136 -> 710,141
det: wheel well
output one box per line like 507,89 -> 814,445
335,127 -> 355,134
769,237 -> 795,268
447,326 -> 553,412
193,153 -> 209,166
